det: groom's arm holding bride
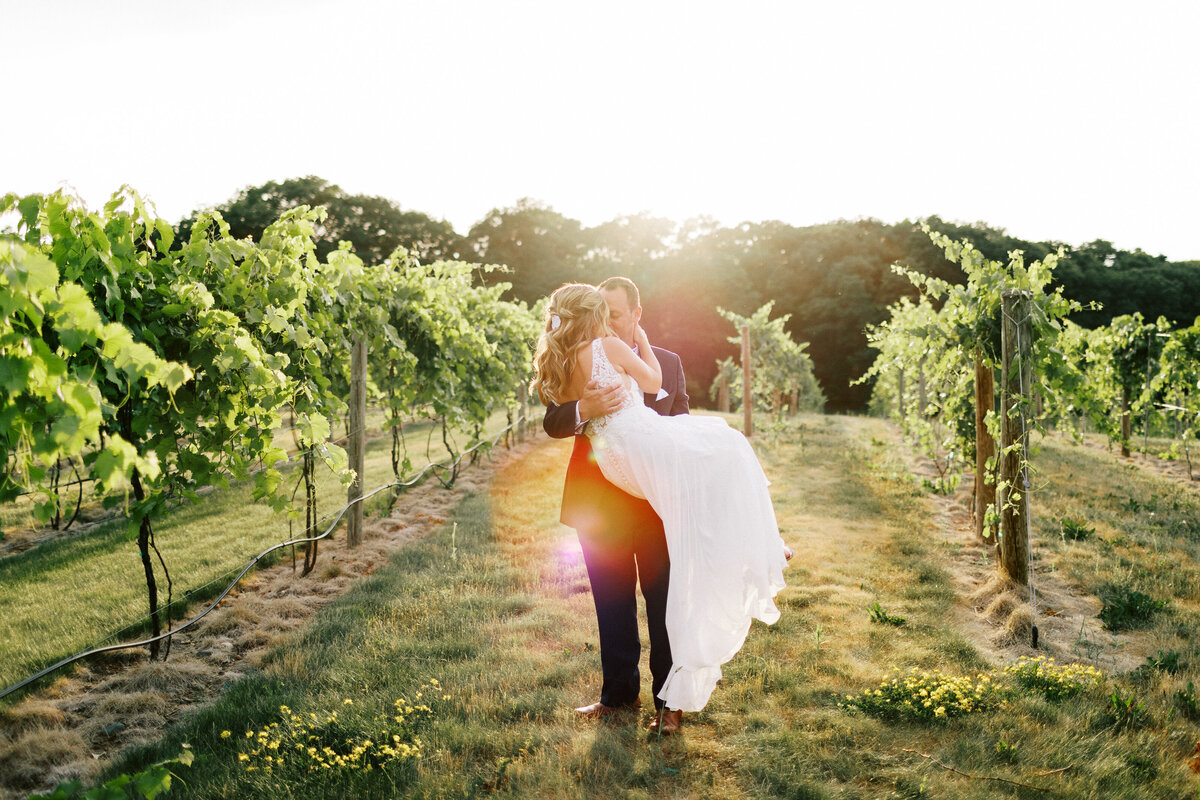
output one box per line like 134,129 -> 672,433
543,381 -> 626,439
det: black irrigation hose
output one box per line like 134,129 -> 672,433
0,416 -> 528,701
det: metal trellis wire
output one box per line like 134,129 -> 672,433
0,412 -> 529,701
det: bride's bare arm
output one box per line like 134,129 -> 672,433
604,330 -> 662,394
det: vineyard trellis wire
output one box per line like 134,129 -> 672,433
0,411 -> 531,702
859,224 -> 1085,587
861,224 -> 1200,649
2,186 -> 541,666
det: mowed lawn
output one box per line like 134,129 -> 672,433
107,413 -> 1200,798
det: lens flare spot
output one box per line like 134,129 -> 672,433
557,536 -> 584,568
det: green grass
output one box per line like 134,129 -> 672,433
0,410 -> 520,696
39,414 -> 1200,796
1031,436 -> 1200,653
1085,429 -> 1200,462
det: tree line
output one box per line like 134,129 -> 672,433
181,176 -> 1200,411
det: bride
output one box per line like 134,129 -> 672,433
531,283 -> 789,712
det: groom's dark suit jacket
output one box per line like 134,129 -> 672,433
544,346 -> 690,527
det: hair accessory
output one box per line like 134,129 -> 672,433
550,313 -> 562,330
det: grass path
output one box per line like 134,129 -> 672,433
88,414 -> 1200,797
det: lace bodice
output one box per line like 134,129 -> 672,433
586,338 -> 642,424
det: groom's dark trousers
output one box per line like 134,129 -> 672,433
543,346 -> 689,710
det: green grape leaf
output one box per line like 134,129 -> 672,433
0,355 -> 30,395
296,413 -> 330,446
132,765 -> 172,800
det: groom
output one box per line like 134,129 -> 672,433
542,276 -> 689,734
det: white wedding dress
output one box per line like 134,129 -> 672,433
584,339 -> 788,712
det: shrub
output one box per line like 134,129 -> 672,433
840,668 -> 1006,722
1140,650 -> 1184,675
1174,681 -> 1199,720
1058,518 -> 1094,541
1099,587 -> 1167,630
921,475 -> 959,495
1106,688 -> 1148,729
1004,655 -> 1103,701
868,602 -> 906,627
228,681 -> 446,777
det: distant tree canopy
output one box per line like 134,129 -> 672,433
468,198 -> 588,302
175,177 -> 1200,412
177,176 -> 467,265
461,204 -> 1198,411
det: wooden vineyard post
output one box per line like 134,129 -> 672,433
741,324 -> 752,437
1120,388 -> 1132,457
917,355 -> 928,418
718,373 -> 730,413
347,336 -> 367,548
1142,341 -> 1155,453
974,348 -> 996,543
790,387 -> 799,417
998,291 -> 1032,583
517,382 -> 528,443
897,368 -> 907,423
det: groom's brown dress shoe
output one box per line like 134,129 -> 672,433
649,708 -> 682,735
575,699 -> 641,718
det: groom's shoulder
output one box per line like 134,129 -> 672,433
651,345 -> 684,373
651,345 -> 681,364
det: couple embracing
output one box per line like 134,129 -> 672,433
533,277 -> 791,735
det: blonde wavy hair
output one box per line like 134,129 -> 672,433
530,283 -> 611,405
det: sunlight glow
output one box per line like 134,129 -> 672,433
3,1 -> 1197,259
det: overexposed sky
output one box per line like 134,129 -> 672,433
4,0 -> 1198,260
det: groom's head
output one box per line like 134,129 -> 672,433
598,276 -> 641,346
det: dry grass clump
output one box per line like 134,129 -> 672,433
2,699 -> 70,732
969,573 -> 1020,608
982,592 -> 1018,624
266,595 -> 311,619
0,726 -> 87,790
234,628 -> 275,652
94,659 -> 213,697
994,605 -> 1033,646
256,602 -> 312,635
969,574 -> 1035,644
199,599 -> 263,635
88,690 -> 171,722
